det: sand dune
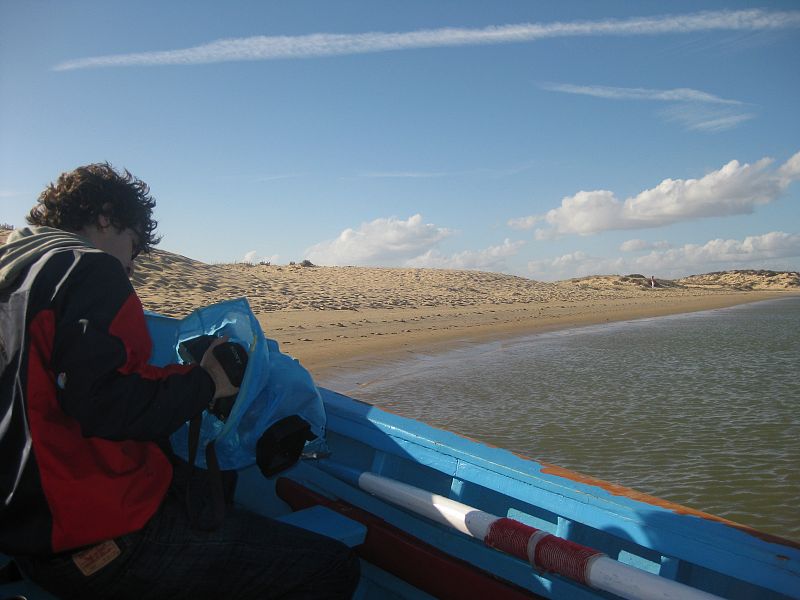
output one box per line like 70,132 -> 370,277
2,227 -> 797,380
677,270 -> 800,290
128,250 -> 798,319
132,254 -> 624,317
128,249 -> 796,380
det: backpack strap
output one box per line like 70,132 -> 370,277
185,414 -> 226,531
204,441 -> 226,528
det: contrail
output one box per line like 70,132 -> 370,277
53,9 -> 800,71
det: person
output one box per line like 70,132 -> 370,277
0,163 -> 359,599
650,275 -> 656,288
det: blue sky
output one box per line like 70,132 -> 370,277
1,1 -> 799,280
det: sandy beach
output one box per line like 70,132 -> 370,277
2,228 -> 796,384
259,293 -> 787,385
121,244 -> 797,384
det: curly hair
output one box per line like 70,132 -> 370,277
27,163 -> 160,254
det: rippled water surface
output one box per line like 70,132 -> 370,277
326,297 -> 800,540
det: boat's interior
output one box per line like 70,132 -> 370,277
2,388 -> 797,600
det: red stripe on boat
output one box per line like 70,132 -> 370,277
276,477 -> 544,600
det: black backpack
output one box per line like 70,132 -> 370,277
1,248 -> 101,510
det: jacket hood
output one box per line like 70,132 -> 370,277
0,226 -> 92,291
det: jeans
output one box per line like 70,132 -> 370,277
15,474 -> 360,599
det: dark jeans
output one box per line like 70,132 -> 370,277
15,476 -> 360,599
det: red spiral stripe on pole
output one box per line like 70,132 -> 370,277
533,535 -> 603,585
485,518 -> 604,586
484,518 -> 537,561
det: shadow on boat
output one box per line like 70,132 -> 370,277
232,388 -> 799,600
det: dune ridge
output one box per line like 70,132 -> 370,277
2,227 -> 796,379
126,249 -> 798,319
128,248 -> 796,379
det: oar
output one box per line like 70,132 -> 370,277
319,463 -> 722,600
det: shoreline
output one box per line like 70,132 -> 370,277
255,290 -> 796,388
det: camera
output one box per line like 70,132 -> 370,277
178,335 -> 248,421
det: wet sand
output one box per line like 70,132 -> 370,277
262,292 -> 787,385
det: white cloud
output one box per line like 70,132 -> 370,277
304,214 -> 452,266
659,104 -> 755,132
540,82 -> 754,132
304,217 -> 525,270
508,215 -> 543,230
539,83 -> 742,105
620,239 -> 649,252
685,113 -> 756,132
511,151 -> 800,237
357,171 -> 451,179
528,231 -> 800,280
243,250 -> 280,264
634,231 -> 800,274
528,251 -> 625,281
54,9 -> 800,70
405,239 -> 525,271
779,151 -> 800,179
620,239 -> 671,252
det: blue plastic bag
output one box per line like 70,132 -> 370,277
145,298 -> 326,470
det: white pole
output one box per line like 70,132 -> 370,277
357,472 -> 721,600
359,472 -> 493,537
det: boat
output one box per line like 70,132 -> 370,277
3,384 -> 799,599
3,297 -> 798,599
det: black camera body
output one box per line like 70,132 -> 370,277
178,335 -> 248,421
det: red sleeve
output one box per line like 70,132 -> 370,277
50,252 -> 214,441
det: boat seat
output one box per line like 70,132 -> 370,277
276,506 -> 367,548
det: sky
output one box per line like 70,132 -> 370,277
1,1 -> 799,280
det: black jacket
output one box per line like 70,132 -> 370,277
1,244 -> 214,555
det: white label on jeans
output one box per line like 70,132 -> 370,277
71,540 -> 121,576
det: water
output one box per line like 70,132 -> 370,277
325,297 -> 800,541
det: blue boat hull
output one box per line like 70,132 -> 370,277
3,387 -> 798,599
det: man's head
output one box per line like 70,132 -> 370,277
27,163 -> 160,275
